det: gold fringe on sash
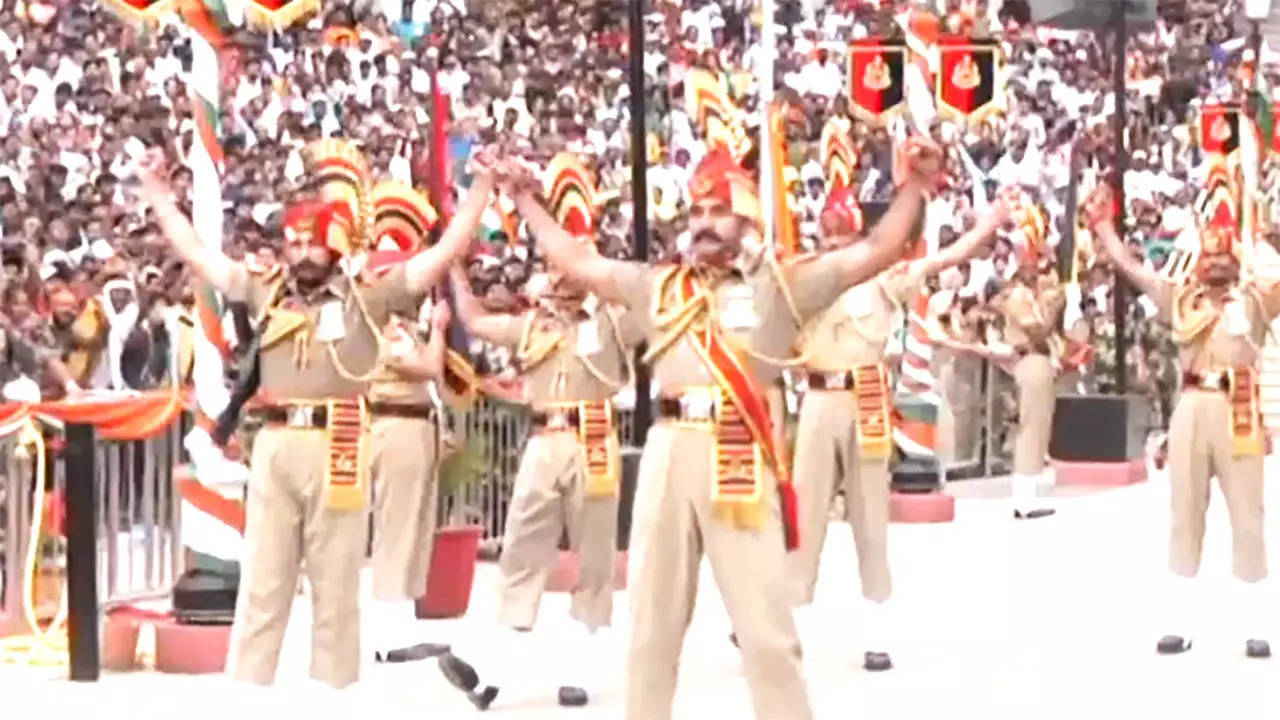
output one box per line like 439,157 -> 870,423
242,0 -> 322,31
1229,368 -> 1264,457
324,398 -> 369,510
577,400 -> 620,498
710,387 -> 766,531
852,363 -> 893,460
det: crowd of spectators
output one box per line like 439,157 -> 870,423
0,0 -> 1267,438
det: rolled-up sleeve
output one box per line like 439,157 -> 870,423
361,265 -> 421,327
782,253 -> 846,321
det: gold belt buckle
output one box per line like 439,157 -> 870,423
825,372 -> 848,389
1204,371 -> 1226,390
679,389 -> 715,421
546,411 -> 570,430
288,405 -> 316,427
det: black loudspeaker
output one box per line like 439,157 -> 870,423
616,448 -> 642,550
1049,394 -> 1150,462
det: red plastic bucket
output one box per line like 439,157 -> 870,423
415,525 -> 483,619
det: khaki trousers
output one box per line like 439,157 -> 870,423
1167,390 -> 1267,582
1012,353 -> 1056,476
788,390 -> 891,606
626,421 -> 812,720
227,427 -> 366,688
369,415 -> 439,601
498,430 -> 618,632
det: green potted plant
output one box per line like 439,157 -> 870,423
416,434 -> 489,619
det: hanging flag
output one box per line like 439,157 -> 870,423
100,0 -> 176,27
846,38 -> 907,125
241,0 -> 318,30
935,36 -> 1001,124
1200,103 -> 1242,156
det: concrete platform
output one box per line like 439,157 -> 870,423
6,460 -> 1280,719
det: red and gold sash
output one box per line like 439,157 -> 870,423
662,267 -> 799,549
1229,368 -> 1264,457
577,400 -> 620,498
324,398 -> 369,510
852,363 -> 893,460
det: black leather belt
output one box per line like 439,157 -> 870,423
255,404 -> 329,428
656,395 -> 717,422
368,401 -> 436,420
530,407 -> 582,430
804,370 -> 854,391
1183,371 -> 1231,392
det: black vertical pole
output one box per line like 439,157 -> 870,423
65,423 -> 100,682
1111,2 -> 1128,395
629,0 -> 651,443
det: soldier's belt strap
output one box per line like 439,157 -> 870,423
324,398 -> 369,510
851,363 -> 893,460
1182,371 -> 1230,392
1227,368 -> 1264,458
577,400 -> 618,498
255,403 -> 330,428
367,401 -> 436,420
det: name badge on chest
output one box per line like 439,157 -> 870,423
721,284 -> 760,331
576,318 -> 602,356
1223,300 -> 1252,336
315,301 -> 348,343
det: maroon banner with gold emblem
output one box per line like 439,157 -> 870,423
846,38 -> 906,125
1200,104 -> 1242,156
936,37 -> 1000,123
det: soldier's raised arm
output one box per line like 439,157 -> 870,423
506,160 -> 637,306
402,151 -> 498,295
448,263 -> 523,346
1082,185 -> 1167,302
134,149 -> 237,295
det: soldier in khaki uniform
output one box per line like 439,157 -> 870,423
788,190 -> 1009,671
1085,184 -> 1275,659
358,180 -> 455,657
506,139 -> 942,720
437,153 -> 635,710
134,142 -> 496,687
993,244 -> 1066,520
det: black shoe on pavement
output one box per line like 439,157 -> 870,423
558,686 -> 589,707
1156,635 -> 1192,655
438,652 -> 499,711
863,651 -> 893,672
1013,508 -> 1056,520
375,642 -> 450,663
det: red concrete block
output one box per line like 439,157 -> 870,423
154,618 -> 231,674
1052,458 -> 1147,487
890,491 -> 956,523
102,613 -> 141,672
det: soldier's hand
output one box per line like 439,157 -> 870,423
978,195 -> 1014,235
895,135 -> 945,189
469,146 -> 498,180
135,149 -> 171,201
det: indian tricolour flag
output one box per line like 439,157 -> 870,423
177,0 -> 247,562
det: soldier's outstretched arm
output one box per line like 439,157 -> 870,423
911,196 -> 1010,277
1083,186 -> 1164,300
404,165 -> 497,294
507,165 -> 630,305
135,149 -> 236,294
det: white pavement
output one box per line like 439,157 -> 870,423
6,462 -> 1280,719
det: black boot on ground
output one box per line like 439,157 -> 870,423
375,642 -> 451,663
558,686 -> 589,707
1246,639 -> 1272,658
1013,508 -> 1056,520
1156,635 -> 1192,655
863,651 -> 893,672
437,652 -> 499,710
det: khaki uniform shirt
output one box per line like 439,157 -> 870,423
1150,278 -> 1280,373
367,314 -> 434,403
611,255 -> 848,390
997,276 -> 1066,350
489,303 -> 638,407
800,261 -> 926,370
225,263 -> 416,400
